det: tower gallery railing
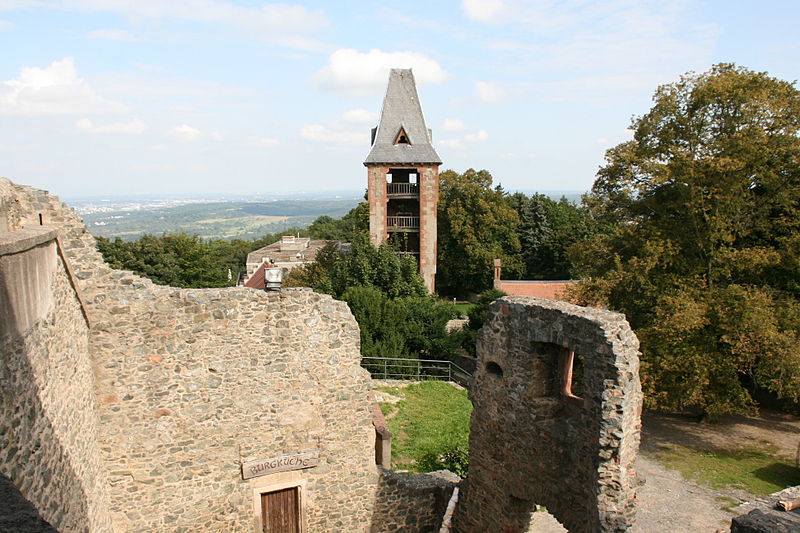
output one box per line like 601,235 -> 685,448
387,182 -> 419,196
386,216 -> 419,229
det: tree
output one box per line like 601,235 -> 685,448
341,285 -> 459,359
507,193 -> 598,279
437,169 -> 523,295
307,202 -> 368,242
284,235 -> 427,299
572,64 -> 800,416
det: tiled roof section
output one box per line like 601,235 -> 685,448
243,262 -> 267,289
364,69 -> 442,165
245,237 -> 327,269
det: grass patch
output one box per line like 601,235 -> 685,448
715,496 -> 740,512
376,381 -> 472,474
451,302 -> 475,317
653,444 -> 800,496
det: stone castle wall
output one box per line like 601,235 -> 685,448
0,178 -> 386,532
371,470 -> 458,533
0,226 -> 114,533
454,296 -> 642,533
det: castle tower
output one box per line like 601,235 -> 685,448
364,69 -> 442,292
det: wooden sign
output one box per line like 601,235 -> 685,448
241,450 -> 320,480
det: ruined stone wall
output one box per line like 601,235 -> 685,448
89,283 -> 380,532
454,296 -> 642,533
0,226 -> 114,533
1,178 -> 384,532
370,470 -> 459,533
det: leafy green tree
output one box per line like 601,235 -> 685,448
437,169 -> 523,295
307,202 -> 368,242
341,285 -> 459,359
572,64 -> 800,416
285,235 -> 426,299
507,193 -> 598,279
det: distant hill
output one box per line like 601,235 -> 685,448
82,198 -> 361,241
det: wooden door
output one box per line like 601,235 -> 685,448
261,487 -> 300,533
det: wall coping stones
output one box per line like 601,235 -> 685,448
0,226 -> 58,256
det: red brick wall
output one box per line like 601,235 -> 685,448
496,280 -> 574,301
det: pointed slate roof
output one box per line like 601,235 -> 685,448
364,69 -> 442,165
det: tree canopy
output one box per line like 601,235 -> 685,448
507,192 -> 597,280
307,201 -> 369,242
572,64 -> 800,416
437,169 -> 523,295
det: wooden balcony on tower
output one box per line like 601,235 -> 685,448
386,216 -> 420,231
387,182 -> 419,198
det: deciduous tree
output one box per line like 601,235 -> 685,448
572,64 -> 800,415
437,169 -> 523,295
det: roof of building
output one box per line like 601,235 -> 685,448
364,69 -> 442,165
240,237 -> 334,288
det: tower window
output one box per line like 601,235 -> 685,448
394,127 -> 410,145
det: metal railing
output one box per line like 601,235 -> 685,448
386,216 -> 419,229
362,356 -> 472,386
387,182 -> 419,196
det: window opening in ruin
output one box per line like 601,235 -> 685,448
394,127 -> 410,145
485,361 -> 503,377
559,349 -> 584,407
261,487 -> 300,533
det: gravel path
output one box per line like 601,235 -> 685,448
526,456 -> 734,533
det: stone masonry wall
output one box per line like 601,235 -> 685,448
370,470 -> 459,533
0,226 -> 114,533
453,296 -> 642,533
367,166 -> 388,247
417,166 -> 438,293
1,178 -> 383,532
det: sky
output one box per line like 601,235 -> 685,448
0,0 -> 798,198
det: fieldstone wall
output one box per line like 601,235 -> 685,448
371,469 -> 459,533
0,178 -> 384,532
453,296 -> 642,533
0,226 -> 114,533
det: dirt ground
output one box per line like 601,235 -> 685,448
528,409 -> 800,532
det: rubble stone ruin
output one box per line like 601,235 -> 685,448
455,296 -> 643,533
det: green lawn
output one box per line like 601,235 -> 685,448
376,381 -> 472,475
653,443 -> 800,496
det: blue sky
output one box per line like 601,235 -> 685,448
0,1 -> 798,197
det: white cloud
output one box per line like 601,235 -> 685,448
461,0 -> 507,23
300,108 -> 377,146
0,57 -> 125,115
341,108 -> 379,124
171,124 -> 201,141
470,1 -> 718,106
442,118 -> 466,132
0,20 -> 13,31
438,138 -> 465,150
210,131 -> 224,141
465,129 -> 489,142
314,48 -> 449,96
475,81 -> 508,103
439,128 -> 488,150
76,117 -> 148,134
86,28 -> 138,41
